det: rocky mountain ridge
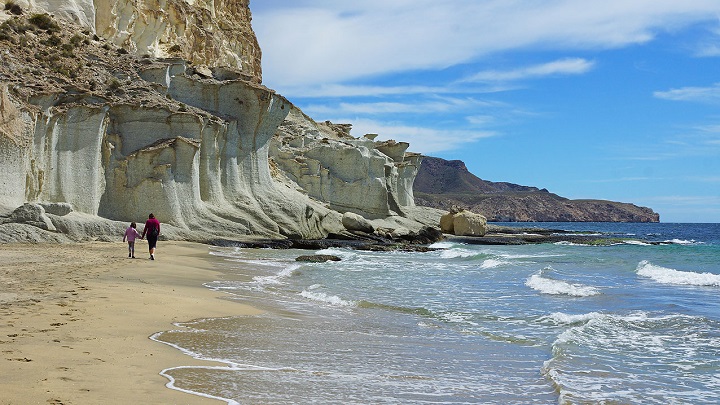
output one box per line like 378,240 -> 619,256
414,157 -> 659,222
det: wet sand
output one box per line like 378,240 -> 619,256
0,241 -> 262,404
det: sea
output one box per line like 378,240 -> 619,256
152,222 -> 720,404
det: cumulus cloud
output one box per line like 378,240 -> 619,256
463,58 -> 595,82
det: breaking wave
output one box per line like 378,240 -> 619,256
299,290 -> 355,307
526,268 -> 600,297
544,312 -> 720,404
636,260 -> 720,286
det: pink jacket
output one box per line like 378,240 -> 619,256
123,227 -> 141,242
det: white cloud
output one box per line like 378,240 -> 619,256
301,97 -> 507,116
276,83 -> 513,99
466,115 -> 497,126
252,0 -> 720,88
342,118 -> 497,154
463,58 -> 595,82
695,43 -> 720,57
654,83 -> 720,103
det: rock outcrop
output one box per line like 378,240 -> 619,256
0,5 -> 440,244
11,0 -> 262,81
415,157 -> 660,222
270,108 -> 420,219
440,208 -> 488,237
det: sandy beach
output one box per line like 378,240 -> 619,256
0,240 -> 262,405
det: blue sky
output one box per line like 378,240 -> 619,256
250,1 -> 720,223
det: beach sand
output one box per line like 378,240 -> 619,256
0,241 -> 261,404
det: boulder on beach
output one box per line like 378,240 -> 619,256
440,209 -> 487,237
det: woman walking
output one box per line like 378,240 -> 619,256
141,213 -> 161,260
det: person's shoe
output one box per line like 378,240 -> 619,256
128,253 -> 131,258
150,254 -> 155,260
132,255 -> 135,259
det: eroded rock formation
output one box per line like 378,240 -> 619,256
440,207 -> 488,237
11,0 -> 262,80
0,4 -> 438,243
270,108 -> 421,219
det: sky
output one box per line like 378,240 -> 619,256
249,1 -> 720,223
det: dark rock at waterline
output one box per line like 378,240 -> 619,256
296,254 -> 342,262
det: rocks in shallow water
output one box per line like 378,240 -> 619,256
295,254 -> 342,262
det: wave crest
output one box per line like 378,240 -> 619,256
526,268 -> 600,297
299,290 -> 355,307
636,260 -> 720,286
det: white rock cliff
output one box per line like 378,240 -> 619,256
10,0 -> 261,80
0,1 -> 441,243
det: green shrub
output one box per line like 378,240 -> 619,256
4,1 -> 23,15
69,33 -> 83,46
42,34 -> 62,46
61,43 -> 74,57
28,13 -> 59,32
1,16 -> 31,34
107,78 -> 121,91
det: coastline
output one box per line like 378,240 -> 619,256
0,241 -> 262,404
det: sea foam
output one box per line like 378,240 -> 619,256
299,290 -> 355,307
544,311 -> 720,405
526,268 -> 600,297
440,248 -> 478,259
636,260 -> 720,286
480,258 -> 508,269
539,312 -> 604,326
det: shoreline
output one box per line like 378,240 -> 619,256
0,241 -> 262,404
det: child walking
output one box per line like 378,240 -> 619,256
123,222 -> 141,258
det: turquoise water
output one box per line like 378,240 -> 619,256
154,223 -> 720,404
